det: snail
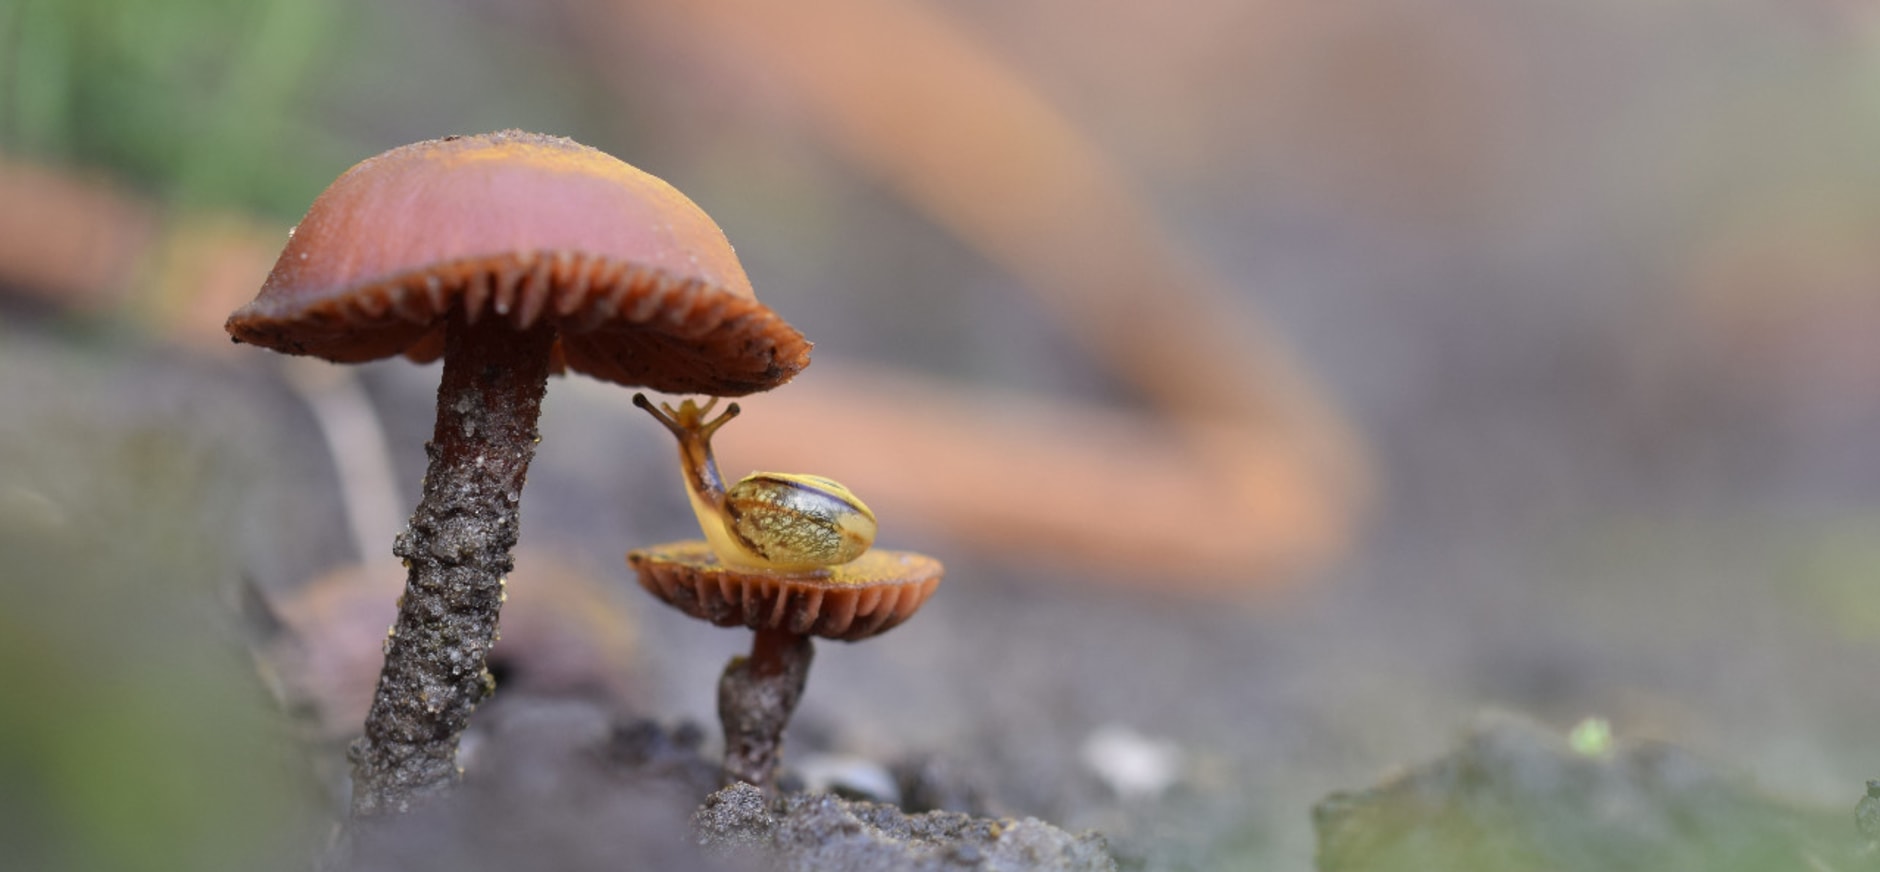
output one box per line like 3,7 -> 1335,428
634,393 -> 877,572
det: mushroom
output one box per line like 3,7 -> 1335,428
225,130 -> 809,815
627,396 -> 942,790
629,543 -> 941,789
252,553 -> 644,745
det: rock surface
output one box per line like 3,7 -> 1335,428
1314,713 -> 1864,872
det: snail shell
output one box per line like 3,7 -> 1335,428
725,472 -> 877,570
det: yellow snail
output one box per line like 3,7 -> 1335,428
634,394 -> 877,571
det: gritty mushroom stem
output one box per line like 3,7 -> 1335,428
348,310 -> 556,816
718,625 -> 814,790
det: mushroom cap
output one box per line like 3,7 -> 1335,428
255,556 -> 642,740
627,541 -> 942,642
226,130 -> 810,395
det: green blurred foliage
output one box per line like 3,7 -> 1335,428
0,0 -> 623,220
2,0 -> 344,215
0,353 -> 320,872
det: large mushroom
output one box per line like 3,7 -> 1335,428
226,130 -> 809,815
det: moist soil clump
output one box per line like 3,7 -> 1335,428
337,698 -> 1114,872
696,782 -> 1117,872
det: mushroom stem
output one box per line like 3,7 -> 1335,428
349,310 -> 556,816
718,626 -> 814,790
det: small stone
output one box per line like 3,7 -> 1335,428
1080,724 -> 1184,801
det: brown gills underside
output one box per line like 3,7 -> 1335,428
627,541 -> 943,641
225,249 -> 811,396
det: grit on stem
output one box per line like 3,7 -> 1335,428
348,312 -> 555,816
719,626 -> 814,790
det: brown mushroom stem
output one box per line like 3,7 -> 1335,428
348,311 -> 556,816
718,626 -> 814,790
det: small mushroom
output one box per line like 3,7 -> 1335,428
630,543 -> 940,790
627,397 -> 941,790
225,130 -> 808,815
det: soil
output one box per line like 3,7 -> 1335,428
694,783 -> 1115,872
339,696 -> 1113,872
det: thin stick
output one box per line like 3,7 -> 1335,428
281,358 -> 402,564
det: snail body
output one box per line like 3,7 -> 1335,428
635,394 -> 877,571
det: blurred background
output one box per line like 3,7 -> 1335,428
3,0 -> 1879,869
